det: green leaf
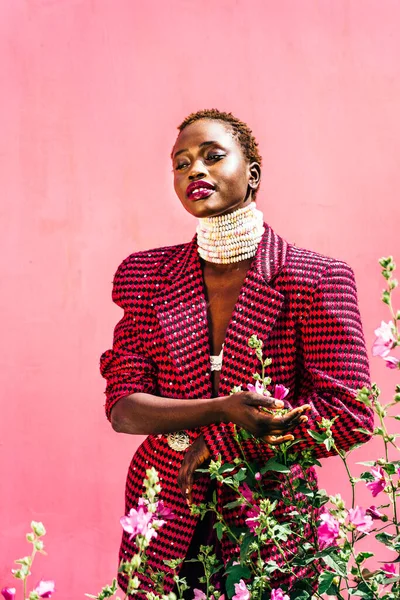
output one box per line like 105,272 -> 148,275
214,522 -> 224,542
237,429 -> 253,441
376,532 -> 395,547
223,500 -> 244,510
354,427 -> 374,436
290,590 -> 311,600
360,471 -> 375,481
260,458 -> 290,474
382,462 -> 397,475
295,484 -> 315,498
240,534 -> 254,563
307,429 -> 327,443
322,553 -> 347,578
355,551 -> 374,565
218,463 -> 236,474
233,468 -> 247,482
373,426 -> 385,436
225,565 -> 251,599
357,461 -> 376,466
318,571 -> 336,595
263,559 -> 283,575
324,437 -> 335,451
315,545 -> 342,559
348,581 -> 376,598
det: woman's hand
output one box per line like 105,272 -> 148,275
178,434 -> 210,506
222,391 -> 310,442
177,395 -> 310,505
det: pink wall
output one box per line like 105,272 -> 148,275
1,1 -> 399,597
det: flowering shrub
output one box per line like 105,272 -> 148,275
3,257 -> 399,599
1,522 -> 55,600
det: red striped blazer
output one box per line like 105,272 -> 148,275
100,225 -> 373,594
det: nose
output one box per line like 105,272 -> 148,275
188,159 -> 207,181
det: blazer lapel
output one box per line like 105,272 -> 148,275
153,238 -> 213,399
153,225 -> 288,399
218,225 -> 288,396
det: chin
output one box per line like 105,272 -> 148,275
181,196 -> 246,219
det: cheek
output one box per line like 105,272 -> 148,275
173,173 -> 182,193
173,174 -> 187,202
221,157 -> 248,186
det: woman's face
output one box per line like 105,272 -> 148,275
172,119 -> 260,218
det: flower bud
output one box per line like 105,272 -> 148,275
130,553 -> 142,570
31,522 -> 46,537
127,576 -> 140,592
1,589 -> 16,600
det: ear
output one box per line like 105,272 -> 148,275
248,162 -> 261,190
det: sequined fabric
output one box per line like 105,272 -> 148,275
100,224 -> 373,596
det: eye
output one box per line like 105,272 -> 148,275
206,153 -> 225,162
175,162 -> 189,171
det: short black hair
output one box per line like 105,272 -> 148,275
178,108 -> 262,166
176,108 -> 262,198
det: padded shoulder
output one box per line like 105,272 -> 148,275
111,242 -> 190,307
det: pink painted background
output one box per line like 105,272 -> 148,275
1,0 -> 399,597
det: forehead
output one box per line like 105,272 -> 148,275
173,119 -> 241,154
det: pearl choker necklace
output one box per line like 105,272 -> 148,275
196,202 -> 264,264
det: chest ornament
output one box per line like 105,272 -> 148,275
166,431 -> 191,451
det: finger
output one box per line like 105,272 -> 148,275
270,411 -> 309,430
263,434 -> 295,445
185,464 -> 195,506
177,466 -> 187,499
267,418 -> 308,436
247,394 -> 285,409
260,415 -> 307,436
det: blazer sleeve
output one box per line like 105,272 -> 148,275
201,262 -> 374,464
100,266 -> 158,421
288,261 -> 374,458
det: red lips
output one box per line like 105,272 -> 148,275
186,180 -> 215,198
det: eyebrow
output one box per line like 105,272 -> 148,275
173,140 -> 219,159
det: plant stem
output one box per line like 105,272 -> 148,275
377,407 -> 400,537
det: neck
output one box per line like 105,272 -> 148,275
196,202 -> 264,265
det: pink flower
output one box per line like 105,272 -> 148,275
34,581 -> 55,598
366,505 -> 384,520
271,589 -> 290,600
372,321 -> 395,357
247,381 -> 270,396
233,580 -> 250,600
239,483 -> 254,504
317,513 -> 340,547
348,506 -> 373,534
120,503 -> 165,542
156,500 -> 175,520
273,385 -> 289,400
1,589 -> 16,600
383,356 -> 399,369
193,590 -> 207,600
245,505 -> 261,533
383,563 -> 396,578
255,472 -> 261,481
366,466 -> 386,497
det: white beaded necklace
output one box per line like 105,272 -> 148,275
196,202 -> 264,264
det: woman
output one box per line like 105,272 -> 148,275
100,109 -> 373,596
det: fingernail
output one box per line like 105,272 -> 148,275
274,400 -> 284,408
185,488 -> 189,494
